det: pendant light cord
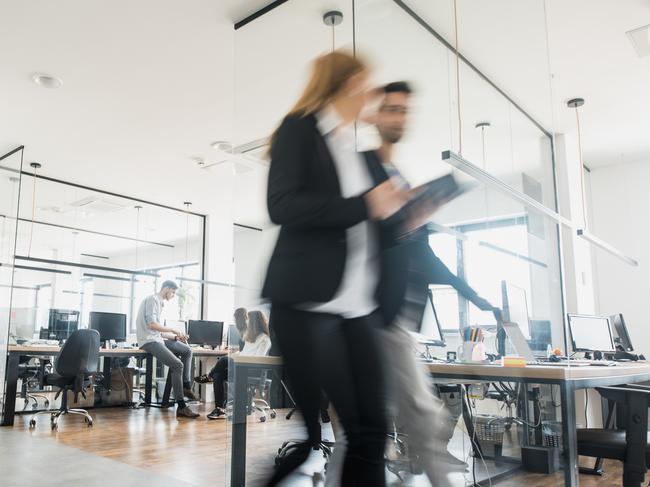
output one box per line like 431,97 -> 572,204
135,207 -> 141,269
453,0 -> 463,156
575,106 -> 588,229
27,169 -> 37,257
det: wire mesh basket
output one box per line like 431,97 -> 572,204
474,414 -> 506,445
542,421 -> 563,449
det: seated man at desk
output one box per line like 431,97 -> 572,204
136,280 -> 200,419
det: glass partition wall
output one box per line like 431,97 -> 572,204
231,0 -> 569,485
8,173 -> 205,342
0,147 -> 24,424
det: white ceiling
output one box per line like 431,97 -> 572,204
404,0 -> 650,168
2,0 -> 649,233
0,0 -> 270,222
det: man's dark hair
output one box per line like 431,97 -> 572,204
160,280 -> 178,291
383,81 -> 413,95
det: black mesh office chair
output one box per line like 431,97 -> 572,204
577,385 -> 650,487
29,329 -> 100,430
18,357 -> 50,411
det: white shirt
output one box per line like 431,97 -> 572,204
136,294 -> 165,346
240,334 -> 272,357
307,105 -> 379,318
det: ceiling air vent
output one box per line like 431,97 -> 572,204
69,196 -> 128,213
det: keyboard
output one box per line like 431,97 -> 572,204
529,359 -> 618,367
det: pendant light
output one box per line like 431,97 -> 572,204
567,97 -> 638,266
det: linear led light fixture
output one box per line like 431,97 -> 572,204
442,150 -> 573,227
478,241 -> 548,268
576,229 -> 639,267
14,255 -> 160,277
83,273 -> 138,283
0,262 -> 72,275
175,276 -> 251,290
442,150 -> 639,267
426,221 -> 468,241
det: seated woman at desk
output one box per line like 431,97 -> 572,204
199,310 -> 272,420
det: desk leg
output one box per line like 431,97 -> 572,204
2,353 -> 20,426
144,355 -> 153,405
231,364 -> 249,487
461,385 -> 483,458
560,381 -> 579,486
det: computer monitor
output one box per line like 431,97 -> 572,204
188,320 -> 224,348
227,324 -> 242,348
89,312 -> 127,342
416,290 -> 445,346
568,314 -> 616,353
48,309 -> 79,340
501,281 -> 531,339
610,313 -> 634,352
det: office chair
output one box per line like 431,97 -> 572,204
29,329 -> 100,431
577,385 -> 650,487
18,357 -> 50,411
247,369 -> 277,422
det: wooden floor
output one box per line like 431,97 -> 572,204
12,404 -> 648,486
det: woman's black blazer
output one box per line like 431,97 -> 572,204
261,113 -> 370,305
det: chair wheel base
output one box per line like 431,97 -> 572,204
579,467 -> 604,476
29,419 -> 36,428
270,411 -> 277,419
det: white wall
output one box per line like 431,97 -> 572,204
589,158 -> 649,357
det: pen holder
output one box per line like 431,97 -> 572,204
459,342 -> 476,362
458,341 -> 487,363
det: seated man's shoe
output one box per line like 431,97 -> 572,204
194,374 -> 212,384
207,407 -> 226,420
177,406 -> 200,419
184,388 -> 199,401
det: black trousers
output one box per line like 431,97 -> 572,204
267,306 -> 388,487
208,356 -> 230,407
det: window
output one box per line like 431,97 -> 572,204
428,218 -> 536,330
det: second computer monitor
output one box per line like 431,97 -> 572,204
568,314 -> 615,353
501,281 -> 531,339
610,313 -> 634,352
418,290 -> 445,346
89,312 -> 127,342
227,324 -> 242,348
188,320 -> 224,348
49,309 -> 80,340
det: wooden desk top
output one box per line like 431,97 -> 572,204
8,344 -> 228,357
426,361 -> 650,382
232,355 -> 283,366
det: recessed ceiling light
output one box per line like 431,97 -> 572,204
211,141 -> 233,152
626,24 -> 650,58
32,73 -> 63,89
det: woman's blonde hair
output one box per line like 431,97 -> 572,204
270,51 -> 366,149
244,310 -> 270,343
